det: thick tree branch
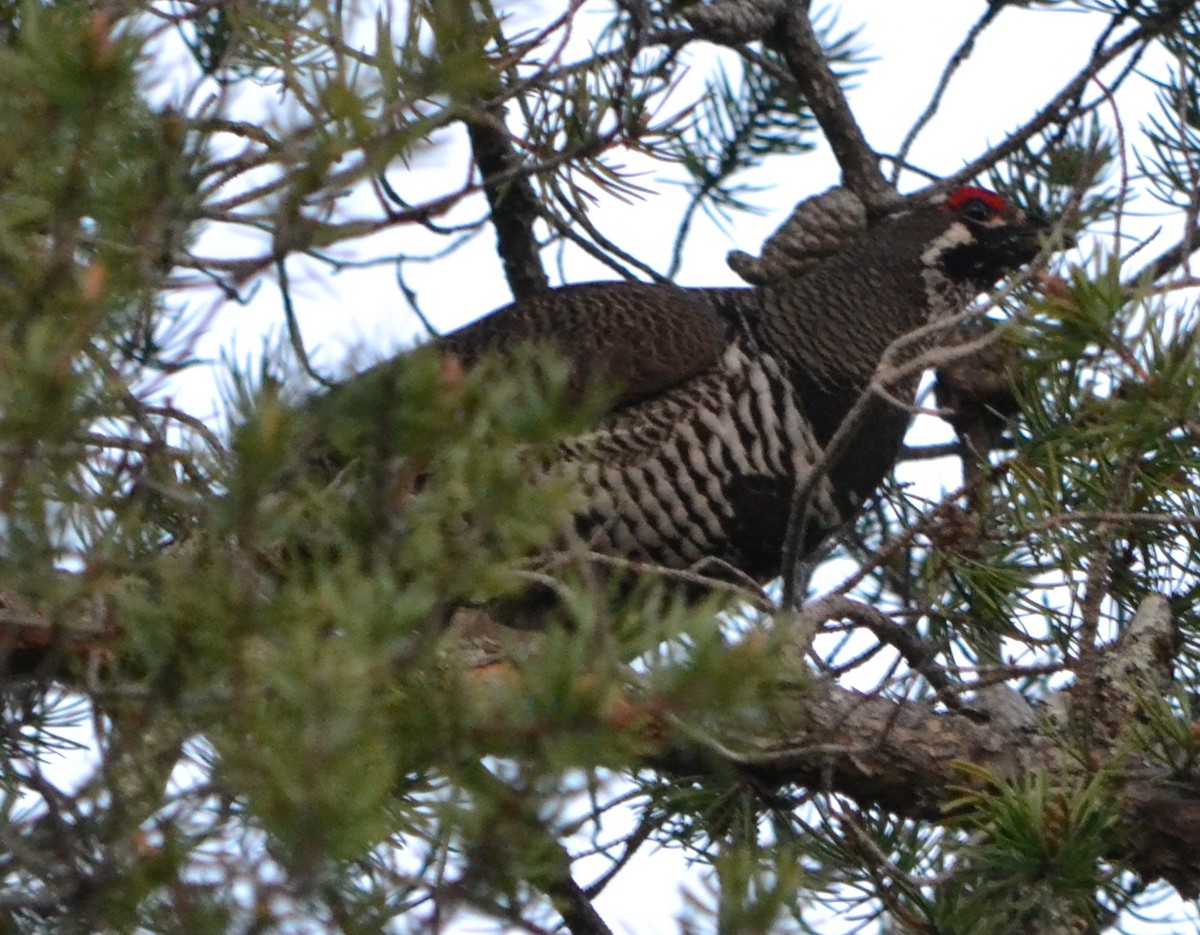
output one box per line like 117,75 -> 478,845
414,2 -> 549,301
465,110 -> 550,300
3,573 -> 1198,899
652,594 -> 1200,897
768,7 -> 895,213
1129,219 -> 1200,285
544,874 -> 615,935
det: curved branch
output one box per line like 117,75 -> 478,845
1129,219 -> 1200,285
890,5 -> 999,185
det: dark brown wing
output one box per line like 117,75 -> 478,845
439,281 -> 732,407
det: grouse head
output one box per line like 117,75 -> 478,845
917,185 -> 1050,294
758,184 -> 1051,389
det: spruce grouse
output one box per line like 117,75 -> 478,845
352,186 -> 1048,590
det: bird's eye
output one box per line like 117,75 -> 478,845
960,198 -> 994,222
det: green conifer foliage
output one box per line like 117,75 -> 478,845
2,3 -> 1200,933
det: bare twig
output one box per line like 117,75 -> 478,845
582,814 -> 656,899
899,441 -> 962,461
1128,220 -> 1200,285
794,595 -> 961,710
777,271 -> 1034,610
1071,458 -> 1136,721
891,5 -> 1000,185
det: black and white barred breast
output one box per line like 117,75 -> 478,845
559,338 -> 842,580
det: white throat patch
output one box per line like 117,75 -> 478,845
920,220 -> 981,320
920,220 -> 974,265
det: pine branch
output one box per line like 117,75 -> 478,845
545,875 -> 615,935
460,762 -> 616,935
942,0 -> 1196,192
